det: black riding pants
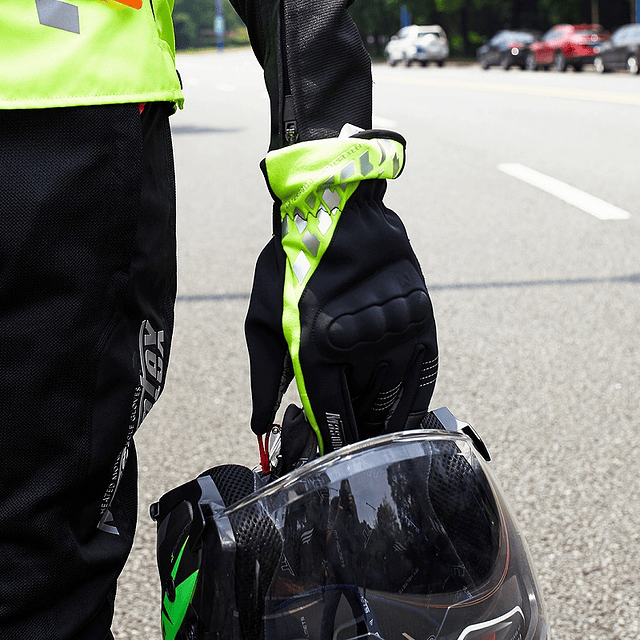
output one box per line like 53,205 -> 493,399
0,102 -> 177,639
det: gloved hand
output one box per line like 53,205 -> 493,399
245,130 -> 438,453
231,0 -> 438,453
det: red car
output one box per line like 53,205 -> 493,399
525,24 -> 610,72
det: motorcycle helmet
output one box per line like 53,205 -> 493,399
150,407 -> 549,640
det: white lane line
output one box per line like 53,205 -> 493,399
498,163 -> 631,221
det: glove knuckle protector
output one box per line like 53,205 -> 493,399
314,260 -> 432,355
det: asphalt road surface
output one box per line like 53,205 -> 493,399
113,49 -> 640,639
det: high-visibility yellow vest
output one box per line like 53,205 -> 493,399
1,0 -> 184,109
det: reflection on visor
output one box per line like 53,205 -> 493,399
456,605 -> 524,640
220,431 -> 547,640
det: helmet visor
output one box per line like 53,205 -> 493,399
222,430 -> 547,640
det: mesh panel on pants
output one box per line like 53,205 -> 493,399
0,102 -> 177,640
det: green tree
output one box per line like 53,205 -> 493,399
431,0 -> 503,56
173,0 -> 247,49
349,0 -> 402,57
173,12 -> 197,49
175,0 -> 633,54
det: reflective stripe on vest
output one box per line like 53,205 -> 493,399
1,0 -> 184,109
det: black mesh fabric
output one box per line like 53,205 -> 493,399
229,0 -> 372,148
427,442 -> 499,582
282,0 -> 372,141
420,411 -> 446,431
203,465 -> 283,640
205,464 -> 257,507
419,411 -> 498,580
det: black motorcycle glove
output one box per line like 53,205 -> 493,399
245,131 -> 438,453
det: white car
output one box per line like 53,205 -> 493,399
385,25 -> 449,67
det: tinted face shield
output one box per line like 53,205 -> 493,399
152,417 -> 548,640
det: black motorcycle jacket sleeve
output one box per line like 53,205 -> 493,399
229,0 -> 372,149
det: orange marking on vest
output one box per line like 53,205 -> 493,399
113,0 -> 143,8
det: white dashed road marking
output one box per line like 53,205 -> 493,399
498,163 -> 631,221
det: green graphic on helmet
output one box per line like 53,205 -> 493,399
161,537 -> 199,640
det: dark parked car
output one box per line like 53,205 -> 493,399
477,29 -> 542,70
525,24 -> 610,72
593,23 -> 640,74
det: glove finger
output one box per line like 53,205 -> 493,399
301,364 -> 360,453
386,344 -> 439,433
277,403 -> 319,476
245,239 -> 290,435
246,337 -> 293,436
350,362 -> 398,440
